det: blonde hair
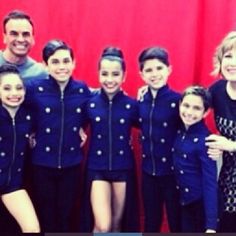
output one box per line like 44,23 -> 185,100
212,31 -> 236,76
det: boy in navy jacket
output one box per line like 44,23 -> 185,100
173,86 -> 218,232
138,47 -> 181,232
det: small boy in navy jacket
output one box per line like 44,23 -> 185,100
173,86 -> 218,232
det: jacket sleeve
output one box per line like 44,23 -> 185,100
199,142 -> 218,230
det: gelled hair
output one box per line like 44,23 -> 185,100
42,39 -> 74,64
138,47 -> 169,70
181,85 -> 212,111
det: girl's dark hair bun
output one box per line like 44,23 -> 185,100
102,47 -> 124,59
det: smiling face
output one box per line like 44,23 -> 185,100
3,19 -> 35,60
221,48 -> 236,82
46,49 -> 75,85
179,94 -> 206,129
99,59 -> 125,99
140,58 -> 171,91
0,73 -> 25,109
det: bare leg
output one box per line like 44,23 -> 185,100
111,182 -> 126,232
90,180 -> 112,232
1,189 -> 40,233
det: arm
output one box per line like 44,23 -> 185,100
199,144 -> 218,232
137,85 -> 148,101
89,87 -> 100,95
206,134 -> 236,160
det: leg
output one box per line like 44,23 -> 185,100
181,200 -> 205,232
111,181 -> 126,231
32,165 -> 57,232
163,175 -> 181,232
90,180 -> 112,232
181,204 -> 195,232
1,189 -> 40,233
192,200 -> 205,232
0,201 -> 20,232
142,172 -> 164,232
57,165 -> 81,231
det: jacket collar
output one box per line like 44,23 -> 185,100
145,84 -> 170,101
100,88 -> 124,102
0,102 -> 25,120
48,75 -> 73,91
180,120 -> 206,134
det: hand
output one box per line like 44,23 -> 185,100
206,134 -> 236,153
29,133 -> 36,148
205,229 -> 216,233
207,147 -> 223,161
89,87 -> 100,94
79,128 -> 87,147
137,85 -> 148,101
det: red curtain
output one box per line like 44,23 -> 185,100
1,0 -> 236,93
1,0 -> 236,231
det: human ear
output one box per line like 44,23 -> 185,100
168,65 -> 173,76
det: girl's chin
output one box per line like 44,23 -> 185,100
4,103 -> 21,108
104,88 -> 119,93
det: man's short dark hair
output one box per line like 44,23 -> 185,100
3,10 -> 34,33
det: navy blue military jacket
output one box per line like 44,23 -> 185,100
85,89 -> 139,170
173,120 -> 218,230
0,104 -> 32,189
25,75 -> 91,168
139,85 -> 181,176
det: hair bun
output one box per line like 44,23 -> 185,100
102,47 -> 124,59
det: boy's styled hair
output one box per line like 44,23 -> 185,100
181,85 -> 212,111
138,47 -> 169,70
42,39 -> 74,64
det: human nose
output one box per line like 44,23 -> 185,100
58,62 -> 66,69
106,75 -> 114,82
16,33 -> 25,42
185,107 -> 193,115
151,69 -> 159,77
11,88 -> 19,95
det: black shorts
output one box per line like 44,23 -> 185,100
0,170 -> 23,195
88,169 -> 129,182
0,182 -> 22,195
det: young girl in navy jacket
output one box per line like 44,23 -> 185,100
85,47 -> 139,232
0,64 -> 39,232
